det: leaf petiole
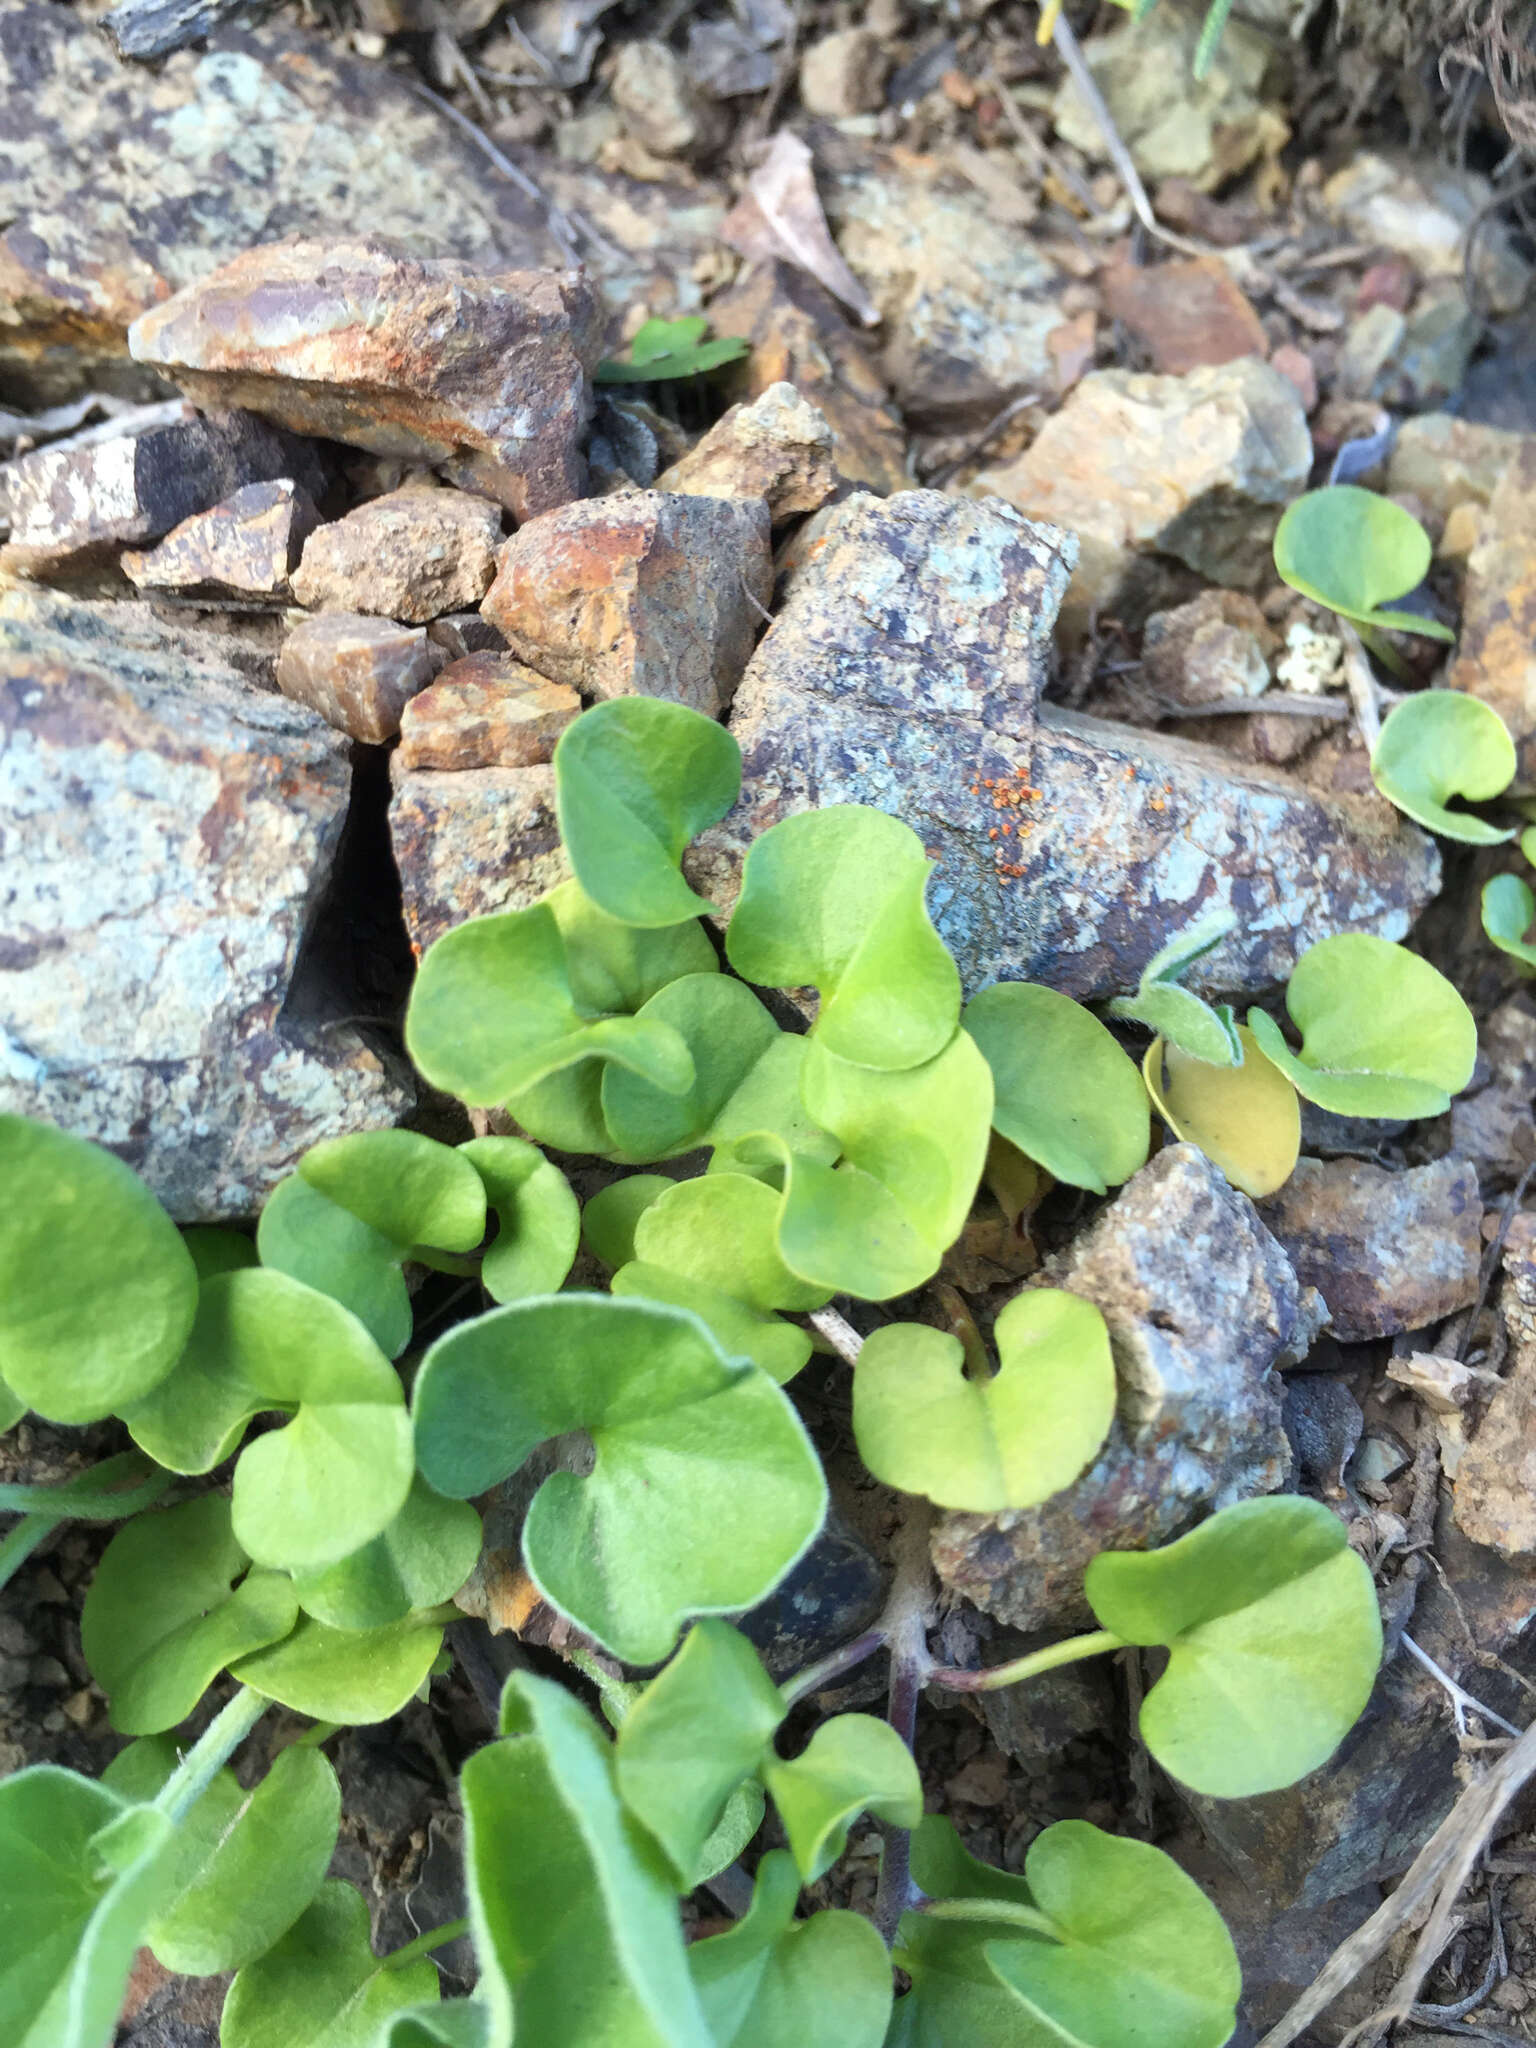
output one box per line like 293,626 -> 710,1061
920,1896 -> 1058,1939
381,1918 -> 471,1971
926,1628 -> 1125,1693
0,1453 -> 171,1521
151,1685 -> 269,1824
780,1626 -> 888,1708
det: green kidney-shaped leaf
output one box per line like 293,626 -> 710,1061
103,1738 -> 339,1975
0,1113 -> 198,1425
1247,933 -> 1477,1119
1106,911 -> 1243,1067
1371,690 -> 1517,844
229,1614 -> 447,1725
963,984 -> 1149,1193
0,1765 -> 177,2048
555,698 -> 741,928
761,1714 -> 922,1883
1274,486 -> 1455,641
1086,1494 -> 1383,1796
612,1263 -> 813,1384
596,316 -> 751,384
412,1294 -> 826,1665
300,1131 -> 488,1256
372,2006 -> 492,2048
223,1882 -> 439,2048
635,1172 -> 831,1315
290,1476 -> 481,1632
726,807 -> 961,1072
852,1288 -> 1115,1513
124,1268 -> 413,1575
583,1175 -> 676,1268
258,1174 -> 413,1360
705,1034 -> 841,1179
467,1672 -> 712,2048
689,1850 -> 892,2048
461,1136 -> 579,1301
1482,872 -> 1536,969
601,977 -> 783,1162
82,1495 -> 299,1734
615,1620 -> 786,1885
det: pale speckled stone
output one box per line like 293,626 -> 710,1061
390,762 -> 568,953
291,486 -> 503,623
654,383 -> 837,521
0,584 -> 411,1219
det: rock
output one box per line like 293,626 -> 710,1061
427,612 -> 506,661
1053,7 -> 1287,194
390,764 -> 567,953
735,1505 -> 886,1680
654,382 -> 837,520
1,408 -> 317,577
1275,619 -> 1345,695
397,656 -> 579,772
707,259 -> 909,495
1258,1157 -> 1483,1344
1322,152 -> 1532,318
1336,304 -> 1407,402
974,1643 -> 1114,1768
122,479 -> 318,598
610,40 -> 719,160
799,29 -> 890,118
1381,287 -> 1479,411
930,1146 -> 1314,1632
277,613 -> 443,744
129,242 -> 603,521
1284,1374 -> 1363,1502
690,490 -> 1439,1004
972,359 -> 1313,640
1451,994 -> 1536,1188
1141,589 -> 1276,706
482,491 -> 772,717
815,136 -> 1079,427
1101,257 -> 1268,376
1268,342 -> 1318,414
0,584 -> 410,1219
291,486 -> 503,623
1448,440 -> 1536,789
1454,1220 -> 1536,1555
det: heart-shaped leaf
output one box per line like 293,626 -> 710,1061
0,1113 -> 197,1424
583,1175 -> 677,1267
596,315 -> 751,385
888,1833 -> 1040,2048
103,1738 -> 339,1975
852,1288 -> 1115,1512
0,1764 -> 177,2048
468,1672 -> 713,2048
761,1714 -> 922,1883
461,1135 -> 579,1300
1274,486 -> 1455,642
1247,934 -> 1477,1119
300,1131 -> 488,1256
614,1620 -> 786,1886
611,1265 -> 813,1385
229,1614 -> 447,1725
1143,1025 -> 1301,1200
689,1850 -> 893,2048
555,698 -> 741,928
257,1174 -> 413,1359
601,977 -> 783,1162
1085,1494 -> 1383,1796
123,1268 -> 413,1575
1371,690 -> 1517,844
1482,872 -> 1536,969
963,984 -> 1150,1192
726,807 -> 962,1072
1106,911 -> 1243,1067
412,1294 -> 826,1665
223,1883 -> 440,2048
290,1476 -> 481,1632
371,2006 -> 492,2048
82,1495 -> 299,1734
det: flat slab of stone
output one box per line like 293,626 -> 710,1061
123,478 -> 318,597
0,582 -> 410,1218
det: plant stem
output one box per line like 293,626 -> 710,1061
926,1629 -> 1125,1694
780,1626 -> 887,1708
873,1502 -> 935,1947
0,1516 -> 51,1595
153,1686 -> 268,1823
0,1453 -> 170,1521
383,1918 -> 471,1970
921,1896 -> 1057,1939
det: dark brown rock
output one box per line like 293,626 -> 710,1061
482,491 -> 772,717
397,656 -> 580,772
292,485 -> 504,623
277,612 -> 443,743
130,242 -> 603,521
427,612 -> 506,661
1258,1157 -> 1483,1344
390,763 -> 567,953
654,382 -> 837,521
122,478 -> 317,597
1101,256 -> 1268,376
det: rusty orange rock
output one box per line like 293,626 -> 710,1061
292,484 -> 504,623
123,479 -> 319,598
397,655 -> 580,772
1449,439 -> 1536,790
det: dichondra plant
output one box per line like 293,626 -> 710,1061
4,693 -> 1472,2048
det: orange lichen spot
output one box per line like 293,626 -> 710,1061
1150,797 -> 1167,812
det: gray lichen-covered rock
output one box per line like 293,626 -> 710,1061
930,1145 -> 1318,1633
691,490 -> 1439,1003
0,584 -> 411,1219
390,763 -> 568,953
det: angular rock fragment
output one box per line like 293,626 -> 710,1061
1,409 -> 318,576
799,29 -> 889,119
1258,1157 -> 1483,1345
130,241 -> 603,520
0,584 -> 410,1219
1100,256 -> 1267,376
655,382 -> 837,520
691,490 -> 1439,1003
483,491 -> 772,717
611,39 -> 720,160
390,764 -> 568,953
931,1146 -> 1314,1632
1386,412 -> 1528,520
1323,152 -> 1532,318
1451,993 -> 1536,1188
1448,440 -> 1536,789
277,613 -> 443,744
397,656 -> 579,772
122,478 -> 318,598
1454,1217 -> 1536,1556
427,612 -> 506,661
973,358 -> 1313,637
292,485 -> 504,623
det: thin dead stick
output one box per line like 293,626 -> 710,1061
925,391 -> 1040,489
1257,1714 -> 1536,2048
808,1306 -> 863,1367
984,65 -> 1104,219
1336,617 -> 1382,755
1402,1632 -> 1524,1741
1147,692 -> 1350,722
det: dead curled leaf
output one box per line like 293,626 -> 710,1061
721,130 -> 882,328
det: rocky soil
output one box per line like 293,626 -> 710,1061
4,2 -> 1536,2043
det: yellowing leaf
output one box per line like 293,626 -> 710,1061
1143,1025 -> 1299,1199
